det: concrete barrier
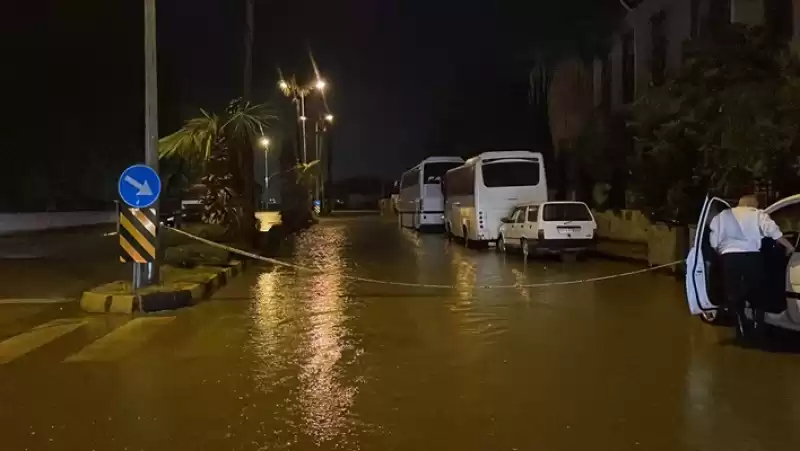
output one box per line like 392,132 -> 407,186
592,209 -> 691,271
592,209 -> 650,244
0,211 -> 116,235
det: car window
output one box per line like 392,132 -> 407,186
509,208 -> 520,222
542,203 -> 592,221
527,206 -> 539,222
423,162 -> 462,184
515,208 -> 526,223
481,161 -> 540,187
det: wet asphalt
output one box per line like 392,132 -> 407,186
2,216 -> 800,451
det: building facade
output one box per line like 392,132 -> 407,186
597,0 -> 800,111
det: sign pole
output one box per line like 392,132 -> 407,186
141,0 -> 160,287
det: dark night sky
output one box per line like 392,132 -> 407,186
3,0 -> 619,208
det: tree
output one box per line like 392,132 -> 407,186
629,24 -> 800,223
159,99 -> 276,245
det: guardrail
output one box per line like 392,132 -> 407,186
0,212 -> 116,235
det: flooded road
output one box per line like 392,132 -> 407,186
2,216 -> 800,450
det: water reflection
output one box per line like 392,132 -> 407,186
293,226 -> 360,446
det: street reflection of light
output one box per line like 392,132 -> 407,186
251,269 -> 286,384
400,227 -> 422,247
293,226 -> 360,445
511,268 -> 531,300
451,250 -> 476,302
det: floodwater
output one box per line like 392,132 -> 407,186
2,216 -> 800,451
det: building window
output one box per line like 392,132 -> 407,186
601,55 -> 611,108
690,0 -> 701,38
622,31 -> 635,104
765,0 -> 793,41
651,12 -> 667,87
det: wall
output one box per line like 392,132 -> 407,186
592,208 -> 690,269
0,212 -> 116,235
592,209 -> 651,243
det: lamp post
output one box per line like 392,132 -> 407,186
314,114 -> 334,212
278,77 -> 327,165
259,136 -> 270,209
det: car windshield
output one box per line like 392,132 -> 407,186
423,162 -> 462,184
542,203 -> 592,221
481,161 -> 540,187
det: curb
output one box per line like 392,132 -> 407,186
80,260 -> 245,314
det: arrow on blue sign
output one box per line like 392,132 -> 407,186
118,164 -> 161,208
123,175 -> 153,196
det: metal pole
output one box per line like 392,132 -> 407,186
314,121 -> 321,203
300,93 -> 307,164
139,0 -> 160,288
243,0 -> 254,100
264,148 -> 269,208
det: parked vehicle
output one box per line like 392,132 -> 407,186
498,201 -> 596,258
686,194 -> 800,328
397,156 -> 464,230
444,151 -> 548,247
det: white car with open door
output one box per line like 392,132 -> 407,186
686,194 -> 800,329
498,201 -> 597,259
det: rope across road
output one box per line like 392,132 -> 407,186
165,226 -> 683,290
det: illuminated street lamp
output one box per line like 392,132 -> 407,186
277,76 -> 330,163
325,114 -> 334,123
258,135 -> 271,208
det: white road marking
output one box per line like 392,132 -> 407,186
0,297 -> 74,305
0,318 -> 87,364
64,316 -> 175,363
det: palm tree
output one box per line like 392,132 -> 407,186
159,99 -> 276,245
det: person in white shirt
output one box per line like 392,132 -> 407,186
709,195 -> 795,341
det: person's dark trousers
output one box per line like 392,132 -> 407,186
721,252 -> 765,341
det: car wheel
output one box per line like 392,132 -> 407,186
497,235 -> 506,253
521,238 -> 529,259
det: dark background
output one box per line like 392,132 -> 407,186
3,0 -> 620,211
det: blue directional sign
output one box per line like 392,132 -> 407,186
118,164 -> 161,208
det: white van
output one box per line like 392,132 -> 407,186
498,201 -> 596,257
444,151 -> 547,247
397,157 -> 464,230
686,194 -> 800,329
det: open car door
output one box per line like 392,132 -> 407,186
685,196 -> 730,316
763,194 -> 800,326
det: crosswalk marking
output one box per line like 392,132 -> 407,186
64,317 -> 175,363
175,315 -> 245,359
0,318 -> 87,364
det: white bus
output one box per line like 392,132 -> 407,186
444,150 -> 548,247
397,156 -> 465,230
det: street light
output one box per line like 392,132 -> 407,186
325,114 -> 334,123
259,136 -> 271,209
277,76 -> 330,164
